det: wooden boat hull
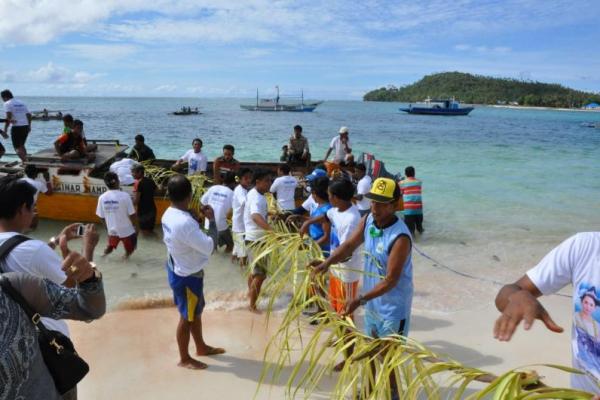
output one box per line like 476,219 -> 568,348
36,192 -> 171,224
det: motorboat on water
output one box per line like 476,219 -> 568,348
31,110 -> 64,121
400,98 -> 474,116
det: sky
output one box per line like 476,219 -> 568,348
0,0 -> 599,99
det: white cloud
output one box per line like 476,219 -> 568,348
0,62 -> 102,84
153,84 -> 177,92
60,43 -> 138,61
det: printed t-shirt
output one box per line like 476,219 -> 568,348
134,176 -> 157,215
4,98 -> 30,126
161,207 -> 214,277
0,232 -> 69,336
96,189 -> 136,238
232,185 -> 248,233
527,232 -> 600,394
180,149 -> 208,174
400,177 -> 423,215
329,135 -> 351,163
270,175 -> 298,210
327,205 -> 362,282
356,175 -> 372,211
201,185 -> 234,231
109,158 -> 138,186
243,188 -> 268,242
20,177 -> 47,202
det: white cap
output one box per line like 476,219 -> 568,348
339,126 -> 349,134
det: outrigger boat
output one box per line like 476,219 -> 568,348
171,109 -> 201,116
240,87 -> 323,112
0,139 -> 399,224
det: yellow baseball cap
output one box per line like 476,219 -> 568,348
365,177 -> 399,203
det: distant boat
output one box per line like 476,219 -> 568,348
400,98 -> 474,116
171,108 -> 201,116
32,110 -> 63,121
581,122 -> 600,128
240,87 -> 323,112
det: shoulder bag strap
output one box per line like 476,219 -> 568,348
0,234 -> 31,273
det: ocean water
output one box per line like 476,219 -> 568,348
14,97 -> 600,311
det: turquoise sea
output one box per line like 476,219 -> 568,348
14,97 -> 600,309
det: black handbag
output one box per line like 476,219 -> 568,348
0,235 -> 90,395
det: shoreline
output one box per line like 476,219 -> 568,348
486,104 -> 600,113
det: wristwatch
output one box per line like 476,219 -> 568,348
358,295 -> 368,306
48,236 -> 59,249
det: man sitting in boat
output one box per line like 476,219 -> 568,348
173,138 -> 208,175
213,144 -> 240,184
54,119 -> 96,162
323,126 -> 354,175
128,134 -> 156,162
287,125 -> 310,165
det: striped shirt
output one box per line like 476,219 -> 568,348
399,177 -> 423,215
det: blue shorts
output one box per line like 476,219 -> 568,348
363,311 -> 409,338
166,261 -> 205,322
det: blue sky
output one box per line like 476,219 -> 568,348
0,0 -> 599,99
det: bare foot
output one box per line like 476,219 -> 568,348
196,346 -> 226,356
178,358 -> 208,370
248,306 -> 261,314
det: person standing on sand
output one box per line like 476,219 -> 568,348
244,169 -> 273,312
269,163 -> 298,212
312,178 -> 413,399
494,232 -> 600,396
161,174 -> 225,370
2,89 -> 32,162
200,171 -> 235,253
399,166 -> 424,235
231,168 -> 253,267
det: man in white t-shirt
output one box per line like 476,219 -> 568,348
109,156 -> 138,186
0,175 -> 99,337
324,126 -> 353,165
244,168 -> 273,312
200,171 -> 235,253
96,172 -> 138,259
162,174 -> 224,370
173,138 -> 208,175
494,232 -> 600,395
2,89 -> 32,162
231,168 -> 253,266
353,163 -> 372,216
270,164 -> 298,211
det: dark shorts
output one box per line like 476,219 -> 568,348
246,240 -> 268,276
217,228 -> 234,249
11,125 -> 29,148
0,141 -> 4,153
403,214 -> 424,234
107,233 -> 138,254
166,261 -> 205,321
138,211 -> 156,231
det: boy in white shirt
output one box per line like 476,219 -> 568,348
244,169 -> 273,312
269,164 -> 298,211
200,171 -> 236,253
2,89 -> 31,162
353,163 -> 372,216
173,138 -> 208,175
96,172 -> 138,259
231,168 -> 253,266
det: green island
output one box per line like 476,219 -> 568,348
363,71 -> 600,108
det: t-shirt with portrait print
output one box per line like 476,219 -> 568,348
527,232 -> 600,394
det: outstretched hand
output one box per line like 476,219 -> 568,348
493,290 -> 563,341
